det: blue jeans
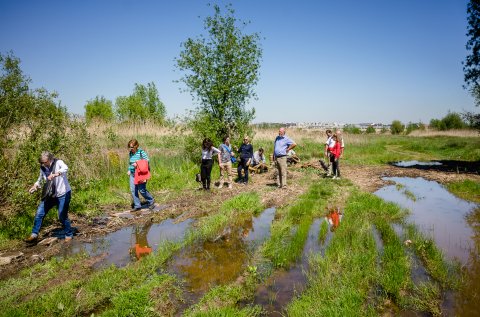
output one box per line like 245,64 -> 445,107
32,191 -> 73,238
130,174 -> 154,208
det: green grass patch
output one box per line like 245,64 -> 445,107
263,181 -> 334,268
1,242 -> 182,317
99,274 -> 182,317
446,179 -> 480,203
374,219 -> 410,302
185,192 -> 264,243
286,191 -> 378,316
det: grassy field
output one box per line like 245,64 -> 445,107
0,125 -> 478,315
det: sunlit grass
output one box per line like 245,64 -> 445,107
446,179 -> 480,203
263,181 -> 334,268
287,191 -> 378,316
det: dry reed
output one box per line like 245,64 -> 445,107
252,127 -> 372,145
87,121 -> 191,138
408,129 -> 479,137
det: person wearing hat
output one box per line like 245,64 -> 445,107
236,135 -> 253,184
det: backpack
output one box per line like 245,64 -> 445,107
134,151 -> 151,185
41,159 -> 57,201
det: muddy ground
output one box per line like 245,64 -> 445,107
1,160 -> 478,280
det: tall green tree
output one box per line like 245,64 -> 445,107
175,3 -> 262,143
464,0 -> 480,129
115,82 -> 166,123
0,52 -> 66,146
84,96 -> 114,123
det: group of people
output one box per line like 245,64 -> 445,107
200,135 -> 272,190
25,128 -> 343,243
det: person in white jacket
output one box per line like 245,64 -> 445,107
26,151 -> 73,243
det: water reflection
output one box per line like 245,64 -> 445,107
325,207 -> 342,232
392,160 -> 442,167
168,208 -> 276,306
455,207 -> 480,316
58,217 -> 193,268
374,177 -> 480,316
131,223 -> 153,260
253,218 -> 328,316
374,177 -> 478,263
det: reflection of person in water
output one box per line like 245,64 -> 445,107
326,207 -> 343,231
131,222 -> 152,259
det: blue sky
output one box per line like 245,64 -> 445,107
0,0 -> 475,124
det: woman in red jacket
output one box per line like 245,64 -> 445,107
329,134 -> 343,179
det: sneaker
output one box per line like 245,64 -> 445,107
332,176 -> 337,179
65,236 -> 73,242
25,234 -> 38,243
148,203 -> 155,210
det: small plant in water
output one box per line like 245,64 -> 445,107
403,189 -> 417,202
247,265 -> 258,277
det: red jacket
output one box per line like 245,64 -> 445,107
134,159 -> 151,185
329,140 -> 342,159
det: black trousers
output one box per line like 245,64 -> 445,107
237,158 -> 249,183
201,159 -> 213,189
330,155 -> 340,177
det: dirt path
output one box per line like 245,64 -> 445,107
1,161 -> 478,280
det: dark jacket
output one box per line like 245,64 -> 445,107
238,143 -> 253,160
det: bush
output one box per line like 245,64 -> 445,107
390,120 -> 404,135
430,112 -> 466,130
343,124 -> 361,134
365,126 -> 376,134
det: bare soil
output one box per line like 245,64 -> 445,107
1,161 -> 478,280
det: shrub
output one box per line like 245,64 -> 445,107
343,124 -> 361,134
430,112 -> 466,130
390,120 -> 404,135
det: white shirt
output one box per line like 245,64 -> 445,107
201,147 -> 220,159
35,159 -> 71,197
326,137 -> 344,149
